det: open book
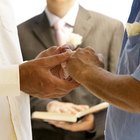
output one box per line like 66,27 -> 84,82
32,102 -> 109,123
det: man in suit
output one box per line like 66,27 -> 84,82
18,0 -> 124,139
65,0 -> 140,139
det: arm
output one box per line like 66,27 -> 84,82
67,47 -> 140,112
80,67 -> 140,112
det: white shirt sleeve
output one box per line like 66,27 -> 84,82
0,65 -> 20,96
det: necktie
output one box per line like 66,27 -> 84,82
53,20 -> 70,79
53,20 -> 69,46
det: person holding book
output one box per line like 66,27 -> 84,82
64,0 -> 140,139
18,0 -> 124,139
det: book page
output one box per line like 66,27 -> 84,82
32,111 -> 77,122
76,102 -> 109,118
32,102 -> 109,123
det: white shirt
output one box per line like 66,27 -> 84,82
45,0 -> 79,33
0,0 -> 32,140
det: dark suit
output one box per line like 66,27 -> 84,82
18,6 -> 124,140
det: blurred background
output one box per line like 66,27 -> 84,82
12,0 -> 133,25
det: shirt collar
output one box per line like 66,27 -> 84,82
45,0 -> 79,27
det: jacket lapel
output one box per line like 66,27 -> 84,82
74,6 -> 93,48
31,7 -> 93,49
32,12 -> 56,49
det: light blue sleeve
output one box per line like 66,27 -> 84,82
131,64 -> 140,81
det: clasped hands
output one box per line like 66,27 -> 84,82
20,46 -> 103,99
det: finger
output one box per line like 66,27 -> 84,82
97,53 -> 104,61
52,107 -> 62,113
44,46 -> 66,55
48,121 -> 72,129
52,122 -> 80,131
59,108 -> 70,113
48,119 -> 90,132
36,46 -> 58,58
97,53 -> 104,67
61,107 -> 80,115
47,120 -> 58,124
36,46 -> 70,59
48,121 -> 67,126
34,51 -> 71,67
64,105 -> 87,115
47,46 -> 62,55
45,50 -> 72,68
45,46 -> 58,54
72,105 -> 89,112
55,46 -> 67,53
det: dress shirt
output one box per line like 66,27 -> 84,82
45,0 -> 79,36
121,0 -> 140,56
0,0 -> 32,140
105,10 -> 140,140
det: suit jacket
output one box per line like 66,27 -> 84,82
18,6 -> 124,140
0,0 -> 32,140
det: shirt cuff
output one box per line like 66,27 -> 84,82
0,65 -> 20,96
131,64 -> 140,81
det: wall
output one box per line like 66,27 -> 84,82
11,0 -> 133,25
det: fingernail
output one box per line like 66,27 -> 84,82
62,44 -> 70,49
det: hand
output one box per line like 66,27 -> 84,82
35,46 -> 68,58
66,47 -> 104,82
36,46 -> 66,79
37,46 -> 72,79
47,101 -> 89,114
19,46 -> 79,98
48,114 -> 95,132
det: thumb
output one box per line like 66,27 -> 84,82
97,53 -> 104,68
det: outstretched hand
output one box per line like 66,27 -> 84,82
66,47 -> 104,83
20,46 -> 79,98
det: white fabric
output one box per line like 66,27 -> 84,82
0,0 -> 32,140
0,65 -> 20,96
45,0 -> 79,27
